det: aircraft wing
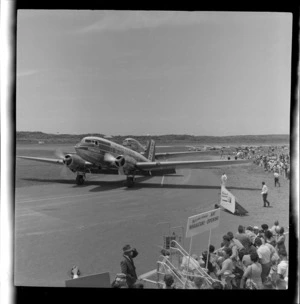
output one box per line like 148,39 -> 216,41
17,156 -> 65,165
135,159 -> 251,171
155,151 -> 206,159
17,156 -> 93,166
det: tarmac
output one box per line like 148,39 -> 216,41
15,167 -> 246,287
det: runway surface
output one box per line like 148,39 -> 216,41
15,167 -> 243,287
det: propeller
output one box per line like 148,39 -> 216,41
54,148 -> 73,177
55,148 -> 65,160
104,153 -> 125,175
104,153 -> 116,163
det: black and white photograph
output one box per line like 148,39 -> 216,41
1,6 -> 298,301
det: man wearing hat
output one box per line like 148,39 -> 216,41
120,244 -> 139,288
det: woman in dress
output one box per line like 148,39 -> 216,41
240,251 -> 264,289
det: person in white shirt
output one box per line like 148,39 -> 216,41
276,249 -> 288,289
221,173 -> 227,186
261,182 -> 270,207
255,238 -> 271,284
274,171 -> 280,187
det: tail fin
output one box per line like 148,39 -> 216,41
144,139 -> 156,161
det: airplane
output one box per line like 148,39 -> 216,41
17,136 -> 251,187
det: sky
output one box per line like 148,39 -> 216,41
16,10 -> 292,136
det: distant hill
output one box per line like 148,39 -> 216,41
16,131 -> 289,146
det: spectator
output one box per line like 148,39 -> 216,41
261,224 -> 269,233
70,266 -> 80,279
256,230 -> 266,245
276,227 -> 287,253
163,274 -> 176,289
240,252 -> 264,289
133,280 -> 144,289
244,239 -> 257,255
201,250 -> 215,275
238,248 -> 252,270
120,244 -> 139,288
264,239 -> 279,264
212,281 -> 223,290
193,276 -> 205,289
261,182 -> 271,207
222,235 -> 238,261
276,249 -> 288,290
221,173 -> 227,186
180,254 -> 200,273
264,230 -> 276,247
245,226 -> 257,245
235,225 -> 251,247
274,171 -> 280,187
253,226 -> 260,237
270,220 -> 280,237
216,247 -> 234,289
255,238 -> 272,284
227,231 -> 244,252
111,273 -> 127,288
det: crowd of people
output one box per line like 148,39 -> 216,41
144,220 -> 288,290
252,147 -> 290,180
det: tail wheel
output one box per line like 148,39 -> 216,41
76,175 -> 85,185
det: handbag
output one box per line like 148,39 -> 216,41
246,265 -> 258,290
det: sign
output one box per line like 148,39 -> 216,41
186,208 -> 220,238
65,272 -> 111,288
220,186 -> 236,213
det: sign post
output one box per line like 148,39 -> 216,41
205,229 -> 212,272
185,208 -> 221,288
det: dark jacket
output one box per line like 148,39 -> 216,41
120,249 -> 138,287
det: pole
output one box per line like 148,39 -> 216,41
206,229 -> 212,272
185,236 -> 193,289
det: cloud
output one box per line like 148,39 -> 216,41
79,11 -> 219,33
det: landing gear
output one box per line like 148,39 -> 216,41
126,176 -> 135,188
76,173 -> 86,185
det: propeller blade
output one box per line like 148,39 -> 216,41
55,148 -> 65,160
104,153 -> 116,163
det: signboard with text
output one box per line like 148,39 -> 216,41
220,186 -> 236,214
186,208 -> 220,238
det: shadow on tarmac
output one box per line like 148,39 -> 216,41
21,178 -> 260,192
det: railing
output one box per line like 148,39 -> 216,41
169,240 -> 222,287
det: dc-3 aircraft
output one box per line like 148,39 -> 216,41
17,136 -> 250,187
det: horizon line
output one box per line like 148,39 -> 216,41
16,131 -> 290,137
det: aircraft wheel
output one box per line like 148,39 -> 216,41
76,175 -> 85,185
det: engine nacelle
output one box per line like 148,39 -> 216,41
114,155 -> 137,173
64,154 -> 86,171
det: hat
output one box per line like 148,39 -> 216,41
123,244 -> 133,253
253,226 -> 259,230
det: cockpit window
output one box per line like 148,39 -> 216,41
85,139 -> 91,143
